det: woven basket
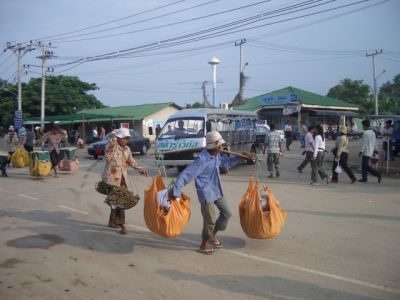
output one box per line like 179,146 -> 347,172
95,181 -> 115,195
104,186 -> 140,210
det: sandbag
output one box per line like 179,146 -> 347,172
11,146 -> 30,168
58,147 -> 80,172
239,177 -> 287,239
30,151 -> 52,177
144,174 -> 190,238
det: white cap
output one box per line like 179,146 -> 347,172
206,131 -> 225,150
9,125 -> 15,131
115,127 -> 131,139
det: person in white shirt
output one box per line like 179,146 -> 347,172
382,120 -> 394,161
284,121 -> 293,151
0,127 -> 11,177
359,119 -> 382,183
310,125 -> 330,185
297,125 -> 315,173
299,121 -> 307,148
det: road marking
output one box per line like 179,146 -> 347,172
128,224 -> 400,296
58,205 -> 89,215
18,193 -> 39,200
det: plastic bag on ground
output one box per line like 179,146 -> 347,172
144,174 -> 190,238
239,177 -> 287,239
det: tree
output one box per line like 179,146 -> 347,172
379,74 -> 400,114
185,101 -> 207,108
0,75 -> 105,127
327,78 -> 373,116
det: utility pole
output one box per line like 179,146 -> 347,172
37,42 -> 56,133
366,49 -> 383,116
234,39 -> 247,105
201,81 -> 212,107
4,42 -> 35,114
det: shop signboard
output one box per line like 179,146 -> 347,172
259,94 -> 298,106
283,104 -> 301,116
14,110 -> 23,129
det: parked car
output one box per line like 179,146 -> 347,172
87,130 -> 150,159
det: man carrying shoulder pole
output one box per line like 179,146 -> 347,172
171,131 -> 253,255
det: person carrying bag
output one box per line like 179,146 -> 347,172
331,126 -> 356,184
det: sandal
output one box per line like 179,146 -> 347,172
210,240 -> 223,249
197,248 -> 215,255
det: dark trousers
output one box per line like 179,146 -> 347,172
332,152 -> 356,181
311,151 -> 328,182
285,134 -> 292,150
383,140 -> 395,160
109,208 -> 125,225
298,151 -> 313,171
201,197 -> 232,241
0,155 -> 7,175
361,155 -> 381,181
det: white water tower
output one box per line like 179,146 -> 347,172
208,56 -> 220,107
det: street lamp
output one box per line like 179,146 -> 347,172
374,69 -> 386,116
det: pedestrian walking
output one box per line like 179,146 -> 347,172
382,120 -> 394,161
0,127 -> 11,177
299,121 -> 307,148
284,121 -> 293,151
310,125 -> 330,185
265,124 -> 282,178
331,126 -> 356,184
7,125 -> 19,167
297,125 -> 315,173
358,119 -> 382,183
42,123 -> 66,177
102,128 -> 148,234
171,131 -> 253,255
92,125 -> 99,142
24,129 -> 35,153
99,126 -> 106,140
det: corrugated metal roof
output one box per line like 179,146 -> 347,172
25,102 -> 182,124
234,86 -> 358,111
78,102 -> 181,121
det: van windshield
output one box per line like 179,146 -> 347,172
159,117 -> 205,139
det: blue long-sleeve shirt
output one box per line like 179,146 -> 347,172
173,150 -> 243,204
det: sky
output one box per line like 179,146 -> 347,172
0,0 -> 399,109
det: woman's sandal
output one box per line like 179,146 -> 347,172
197,248 -> 215,255
210,240 -> 223,249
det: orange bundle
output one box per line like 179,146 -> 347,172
239,177 -> 287,239
144,174 -> 191,238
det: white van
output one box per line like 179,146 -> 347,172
155,108 -> 258,172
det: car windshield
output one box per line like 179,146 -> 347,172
159,118 -> 205,139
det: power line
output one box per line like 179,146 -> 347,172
54,0 -> 385,75
22,0 -> 188,43
0,53 -> 14,68
46,0 -> 221,43
52,0 -> 334,65
48,0 -> 272,43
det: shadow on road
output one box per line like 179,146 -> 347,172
286,209 -> 400,221
156,269 -> 379,300
1,209 -> 246,254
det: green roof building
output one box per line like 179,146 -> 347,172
25,102 -> 181,142
234,86 -> 359,130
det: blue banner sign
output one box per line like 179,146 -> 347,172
14,110 -> 23,129
259,94 -> 298,106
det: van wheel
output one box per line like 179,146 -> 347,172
140,144 -> 148,155
93,154 -> 98,160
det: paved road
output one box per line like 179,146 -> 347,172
0,144 -> 399,300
